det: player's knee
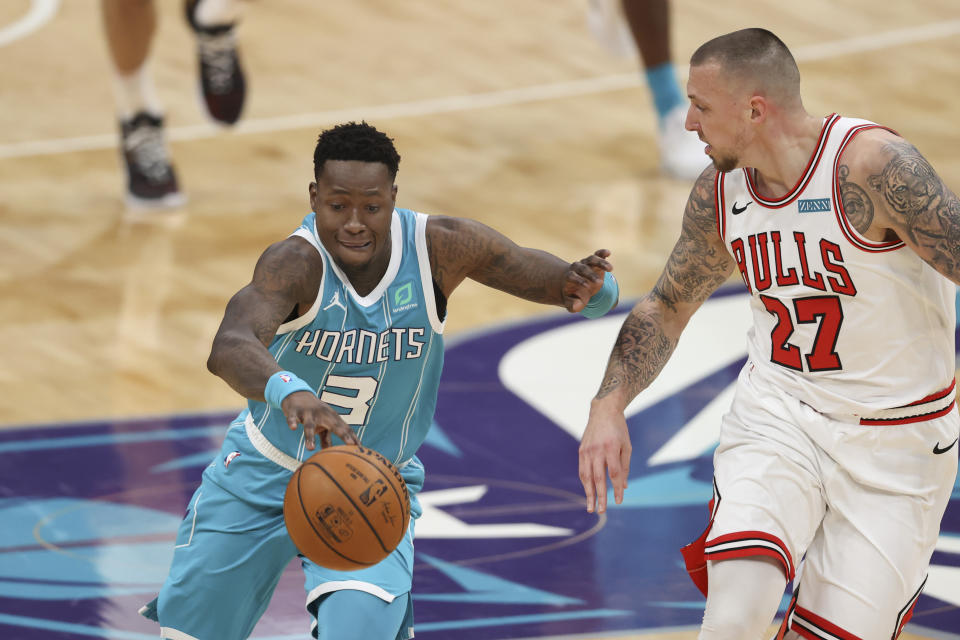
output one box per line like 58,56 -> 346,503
697,557 -> 786,640
313,589 -> 408,640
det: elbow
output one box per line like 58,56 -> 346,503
207,337 -> 227,376
206,351 -> 220,376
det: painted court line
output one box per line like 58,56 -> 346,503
2,20 -> 960,160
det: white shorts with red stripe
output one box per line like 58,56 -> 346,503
682,361 -> 958,640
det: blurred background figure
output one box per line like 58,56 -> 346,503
101,0 -> 246,210
586,0 -> 707,180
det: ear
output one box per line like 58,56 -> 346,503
391,184 -> 398,200
309,182 -> 318,211
748,95 -> 767,123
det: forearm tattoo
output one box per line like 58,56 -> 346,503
596,297 -> 677,399
868,140 -> 960,275
838,164 -> 874,234
597,169 -> 730,401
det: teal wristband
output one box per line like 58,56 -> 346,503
580,272 -> 619,319
264,371 -> 314,409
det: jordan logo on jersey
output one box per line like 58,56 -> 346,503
323,290 -> 346,312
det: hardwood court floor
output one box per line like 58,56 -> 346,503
2,1 -> 960,638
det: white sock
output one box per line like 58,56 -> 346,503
113,63 -> 163,120
193,0 -> 240,27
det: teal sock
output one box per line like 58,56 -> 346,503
645,62 -> 685,120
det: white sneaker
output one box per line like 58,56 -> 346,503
658,103 -> 709,180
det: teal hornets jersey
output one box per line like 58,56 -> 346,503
208,208 -> 442,508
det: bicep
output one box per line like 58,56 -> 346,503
215,240 -> 318,346
866,138 -> 960,282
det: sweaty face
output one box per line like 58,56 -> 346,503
686,63 -> 747,173
310,160 -> 397,279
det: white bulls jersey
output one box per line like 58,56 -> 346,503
716,114 -> 956,416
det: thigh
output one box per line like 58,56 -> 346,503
312,590 -> 413,640
707,371 -> 826,582
789,411 -> 959,640
156,477 -> 298,640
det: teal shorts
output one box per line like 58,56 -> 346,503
140,455 -> 422,640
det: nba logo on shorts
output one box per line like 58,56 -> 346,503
224,451 -> 241,468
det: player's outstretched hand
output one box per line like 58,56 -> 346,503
578,404 -> 631,513
562,249 -> 613,313
281,391 -> 359,450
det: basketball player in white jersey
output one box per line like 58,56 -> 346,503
578,28 -> 960,640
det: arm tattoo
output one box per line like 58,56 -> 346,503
868,140 -> 960,275
597,169 -> 732,401
596,297 -> 677,399
837,164 -> 874,234
654,169 -> 732,313
428,218 -> 565,303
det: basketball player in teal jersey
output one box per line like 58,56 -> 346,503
139,121 -> 620,640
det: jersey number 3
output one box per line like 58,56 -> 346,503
320,375 -> 378,425
760,294 -> 843,372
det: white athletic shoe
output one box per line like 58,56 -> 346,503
658,103 -> 709,180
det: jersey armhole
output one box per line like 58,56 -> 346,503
415,213 -> 446,334
831,125 -> 905,253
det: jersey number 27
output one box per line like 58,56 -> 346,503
760,294 -> 843,372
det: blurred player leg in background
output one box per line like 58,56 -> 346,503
101,0 -> 245,210
586,0 -> 707,180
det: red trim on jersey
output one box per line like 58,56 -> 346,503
832,123 -> 904,253
715,170 -> 725,241
894,577 -> 926,639
776,593 -> 799,640
859,400 -> 956,426
744,114 -> 840,208
703,530 -> 795,580
792,606 -> 865,640
901,379 -> 955,407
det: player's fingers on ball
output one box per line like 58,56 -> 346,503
303,422 -> 317,450
319,428 -> 332,449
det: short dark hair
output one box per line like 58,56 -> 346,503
690,28 -> 800,97
313,121 -> 401,180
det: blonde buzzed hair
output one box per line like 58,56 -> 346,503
691,28 -> 801,101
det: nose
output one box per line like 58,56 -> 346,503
342,207 -> 364,233
684,106 -> 699,133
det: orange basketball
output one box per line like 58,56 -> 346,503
283,444 -> 410,571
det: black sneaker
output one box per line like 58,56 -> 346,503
119,112 -> 186,210
185,0 -> 246,125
